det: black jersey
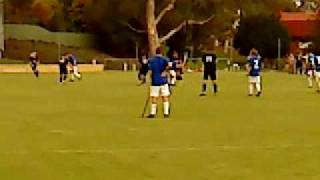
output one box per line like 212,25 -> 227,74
202,53 -> 217,72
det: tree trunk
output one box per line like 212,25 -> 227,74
146,0 -> 160,56
0,0 -> 4,58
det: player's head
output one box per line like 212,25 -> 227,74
250,48 -> 258,56
172,51 -> 179,58
156,47 -> 162,55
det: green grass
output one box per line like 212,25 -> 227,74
1,71 -> 320,180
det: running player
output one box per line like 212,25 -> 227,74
200,49 -> 218,96
147,47 -> 171,119
29,51 -> 40,78
247,48 -> 262,97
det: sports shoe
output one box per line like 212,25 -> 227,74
164,114 -> 170,119
256,92 -> 262,97
199,93 -> 207,97
147,114 -> 155,119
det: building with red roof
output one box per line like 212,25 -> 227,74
280,11 -> 320,52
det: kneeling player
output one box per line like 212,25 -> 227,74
200,50 -> 218,96
29,51 -> 40,78
247,49 -> 262,97
147,48 -> 171,118
59,54 -> 68,83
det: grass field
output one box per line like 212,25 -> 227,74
1,71 -> 320,180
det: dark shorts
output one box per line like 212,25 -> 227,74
59,65 -> 68,75
31,63 -> 37,71
203,70 -> 216,80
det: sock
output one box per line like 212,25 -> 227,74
249,83 -> 254,95
256,83 -> 261,93
308,77 -> 313,87
163,102 -> 170,115
213,83 -> 218,93
60,75 -> 63,82
150,104 -> 157,115
202,84 -> 207,93
35,71 -> 39,77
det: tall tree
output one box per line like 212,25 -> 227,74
144,0 -> 214,55
0,0 -> 4,57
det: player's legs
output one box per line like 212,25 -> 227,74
31,63 -> 39,77
160,84 -> 171,117
255,76 -> 262,96
307,70 -> 314,88
200,71 -> 209,96
248,76 -> 255,96
148,86 -> 160,118
210,71 -> 218,94
169,70 -> 177,86
315,72 -> 320,92
73,66 -> 81,80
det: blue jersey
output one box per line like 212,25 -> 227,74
69,55 -> 78,66
149,55 -> 169,86
315,56 -> 320,72
308,54 -> 315,70
248,55 -> 261,76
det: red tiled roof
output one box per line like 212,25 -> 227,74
280,12 -> 318,21
280,12 -> 320,39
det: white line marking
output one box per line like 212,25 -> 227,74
2,144 -> 320,155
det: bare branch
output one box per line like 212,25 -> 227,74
187,14 -> 215,25
160,21 -> 186,44
155,0 -> 176,25
159,14 -> 215,44
127,23 -> 147,33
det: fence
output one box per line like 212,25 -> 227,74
4,24 -> 96,48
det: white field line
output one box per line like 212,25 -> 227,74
2,144 -> 320,155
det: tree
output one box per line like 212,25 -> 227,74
145,0 -> 216,55
234,14 -> 291,59
0,0 -> 3,57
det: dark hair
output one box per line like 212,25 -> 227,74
156,47 -> 162,55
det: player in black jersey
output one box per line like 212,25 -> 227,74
59,54 -> 68,83
200,50 -> 218,96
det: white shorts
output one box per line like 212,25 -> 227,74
248,76 -> 261,84
307,70 -> 315,77
150,84 -> 171,97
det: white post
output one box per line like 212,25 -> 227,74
135,41 -> 139,60
0,0 -> 4,59
278,38 -> 281,61
58,34 -> 61,60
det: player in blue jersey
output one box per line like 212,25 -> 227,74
246,49 -> 262,97
306,52 -> 316,88
66,53 -> 82,81
314,55 -> 320,92
168,51 -> 179,86
147,48 -> 171,119
200,49 -> 218,96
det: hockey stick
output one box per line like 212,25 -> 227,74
141,94 -> 150,118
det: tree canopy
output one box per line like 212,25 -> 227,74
4,0 -> 295,56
